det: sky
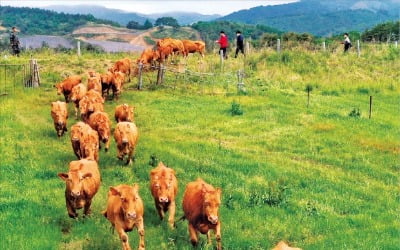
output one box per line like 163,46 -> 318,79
0,0 -> 299,15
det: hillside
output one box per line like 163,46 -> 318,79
218,0 -> 400,36
0,6 -> 119,35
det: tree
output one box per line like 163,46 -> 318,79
126,21 -> 141,30
143,19 -> 153,29
155,17 -> 179,28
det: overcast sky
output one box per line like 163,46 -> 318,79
0,0 -> 298,15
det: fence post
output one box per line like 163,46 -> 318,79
369,96 -> 373,119
277,39 -> 281,53
246,41 -> 250,55
137,62 -> 143,90
237,69 -> 245,93
322,41 -> 326,52
29,58 -> 40,87
156,63 -> 164,85
220,50 -> 224,72
395,41 -> 398,48
357,40 -> 360,57
77,41 -> 81,57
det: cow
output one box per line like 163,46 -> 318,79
110,58 -> 132,82
272,241 -> 302,250
182,178 -> 222,250
157,38 -> 185,62
114,104 -> 135,123
102,184 -> 145,250
182,40 -> 205,58
58,159 -> 101,218
79,90 -> 105,121
150,162 -> 178,229
88,70 -> 101,81
100,71 -> 114,99
51,101 -> 68,137
87,76 -> 102,94
114,122 -> 139,165
88,111 -> 111,152
70,121 -> 92,159
111,71 -> 125,100
70,83 -> 87,119
80,125 -> 99,162
137,48 -> 160,65
54,75 -> 82,102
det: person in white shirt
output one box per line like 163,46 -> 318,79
342,33 -> 352,53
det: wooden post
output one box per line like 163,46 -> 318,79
395,41 -> 398,48
77,41 -> 81,57
277,39 -> 281,53
29,58 -> 40,87
322,41 -> 326,52
246,41 -> 250,55
156,63 -> 163,85
357,40 -> 360,57
369,96 -> 373,119
137,62 -> 143,90
220,50 -> 224,72
237,70 -> 245,93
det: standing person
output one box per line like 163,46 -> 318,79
10,27 -> 20,56
235,30 -> 245,58
342,33 -> 352,53
215,31 -> 228,59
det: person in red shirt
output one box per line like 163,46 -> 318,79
215,30 -> 229,59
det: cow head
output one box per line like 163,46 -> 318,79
110,184 -> 141,220
58,165 -> 92,198
71,123 -> 83,142
202,185 -> 221,225
151,162 -> 176,203
54,82 -> 63,95
98,124 -> 110,144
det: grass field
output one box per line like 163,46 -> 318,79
0,45 -> 399,250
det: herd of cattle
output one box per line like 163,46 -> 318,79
49,37 -> 222,250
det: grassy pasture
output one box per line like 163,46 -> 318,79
0,45 -> 399,249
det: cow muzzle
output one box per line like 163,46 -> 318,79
71,191 -> 81,198
126,211 -> 136,220
159,197 -> 169,203
122,138 -> 128,144
208,215 -> 218,225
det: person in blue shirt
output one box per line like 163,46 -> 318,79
234,30 -> 244,58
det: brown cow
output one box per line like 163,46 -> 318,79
182,40 -> 205,58
102,184 -> 145,250
51,101 -> 68,137
87,76 -> 102,94
114,122 -> 139,165
80,125 -> 99,162
150,162 -> 178,228
58,159 -> 101,218
70,122 -> 92,159
79,90 -> 105,121
137,48 -> 160,65
54,75 -> 82,102
110,58 -> 132,82
111,72 -> 125,100
114,104 -> 135,123
182,178 -> 222,250
272,241 -> 302,250
88,111 -> 111,152
100,71 -> 114,99
70,83 -> 87,119
157,38 -> 185,62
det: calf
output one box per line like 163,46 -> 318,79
182,178 -> 222,250
102,184 -> 145,250
80,125 -> 99,162
110,58 -> 132,82
58,159 -> 101,218
111,71 -> 125,100
70,83 -> 87,119
70,122 -> 92,159
54,75 -> 82,102
100,71 -> 113,99
51,101 -> 68,137
182,40 -> 205,58
88,111 -> 111,152
79,90 -> 105,121
87,76 -> 102,94
114,104 -> 135,123
114,122 -> 139,165
150,162 -> 178,228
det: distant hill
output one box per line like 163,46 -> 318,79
218,0 -> 400,36
45,5 -> 220,26
0,6 -> 119,35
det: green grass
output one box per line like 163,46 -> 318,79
0,45 -> 399,249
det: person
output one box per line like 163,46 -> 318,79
342,33 -> 352,53
10,27 -> 20,56
234,30 -> 245,58
215,30 -> 228,59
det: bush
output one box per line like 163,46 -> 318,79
230,101 -> 243,116
348,108 -> 361,118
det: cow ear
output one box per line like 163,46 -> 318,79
132,183 -> 139,193
201,183 -> 207,194
58,173 -> 68,181
109,186 -> 120,196
82,173 -> 92,179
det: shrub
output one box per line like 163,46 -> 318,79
230,101 -> 243,116
348,108 -> 361,117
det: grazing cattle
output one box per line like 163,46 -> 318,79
100,71 -> 114,98
88,70 -> 101,81
54,75 -> 82,102
58,159 -> 101,218
137,48 -> 160,65
182,178 -> 222,250
70,83 -> 87,119
114,122 -> 139,165
110,58 -> 132,82
51,101 -> 68,137
79,90 -> 105,121
111,72 -> 125,100
150,162 -> 178,228
272,241 -> 302,250
80,125 -> 99,162
182,40 -> 205,58
102,184 -> 145,250
87,76 -> 102,94
157,38 -> 185,62
88,111 -> 111,152
70,122 -> 92,159
114,104 -> 135,123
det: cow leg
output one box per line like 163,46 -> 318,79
83,199 -> 92,216
168,200 -> 176,229
105,139 -> 110,152
126,149 -> 133,165
188,223 -> 198,246
207,231 -> 212,245
116,225 -> 131,250
137,218 -> 145,250
66,197 -> 77,218
215,222 -> 222,250
155,201 -> 164,220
